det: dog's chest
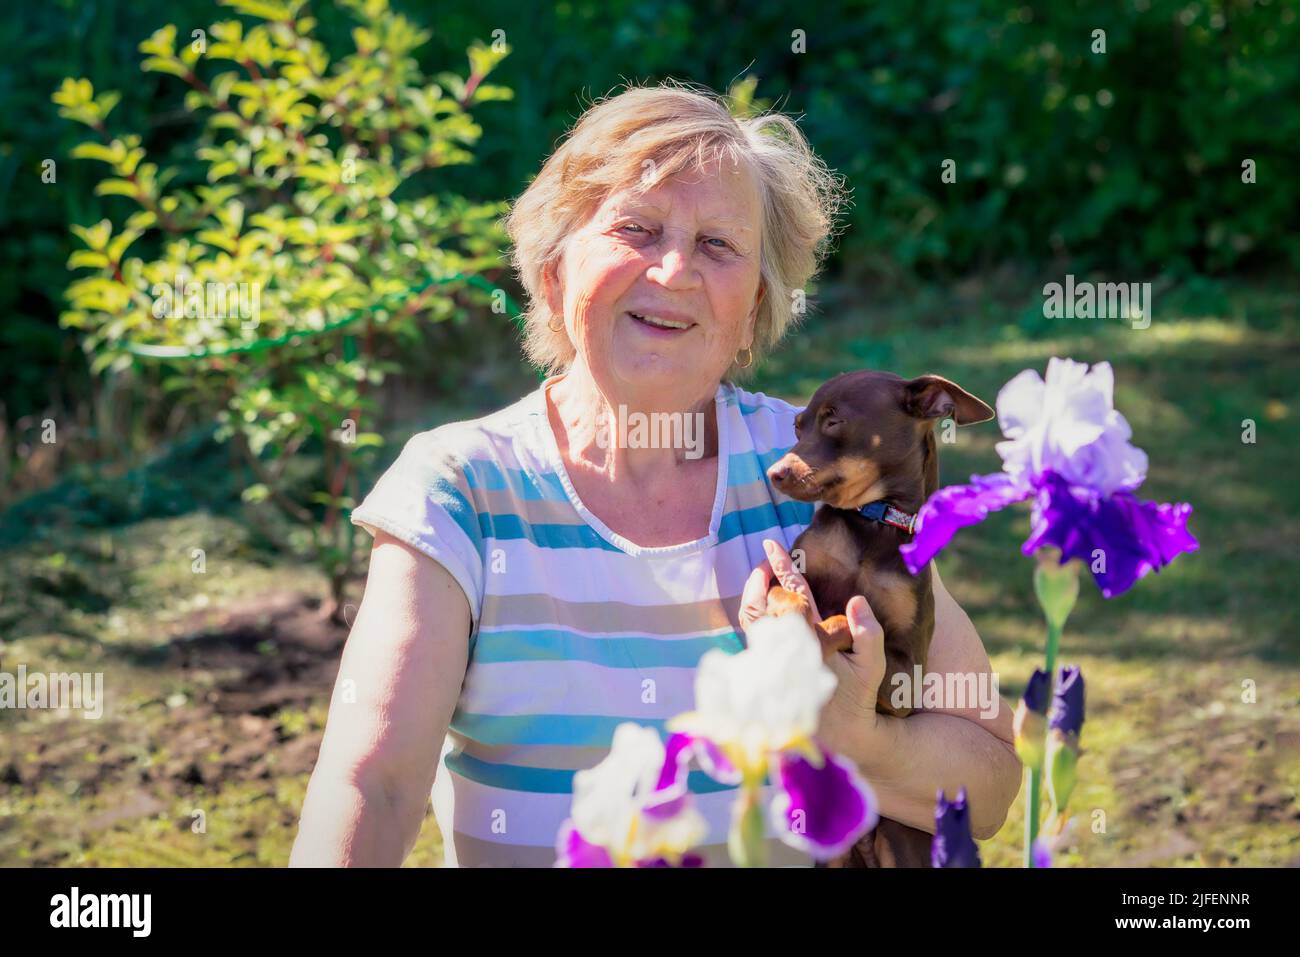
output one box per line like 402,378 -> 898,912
793,511 -> 920,632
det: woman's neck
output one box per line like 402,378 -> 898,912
545,361 -> 720,488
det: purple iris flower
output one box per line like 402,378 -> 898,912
1049,666 -> 1086,737
1023,668 -> 1051,716
931,787 -> 982,868
900,359 -> 1197,596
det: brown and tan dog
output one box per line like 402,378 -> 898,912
764,369 -> 994,867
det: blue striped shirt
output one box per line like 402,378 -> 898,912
351,376 -> 815,866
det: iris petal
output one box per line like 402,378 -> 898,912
555,821 -> 614,868
901,472 -> 1033,574
1022,472 -> 1198,597
771,749 -> 878,860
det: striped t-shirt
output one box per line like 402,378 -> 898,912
350,375 -> 818,866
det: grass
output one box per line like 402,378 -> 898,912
1,273 -> 1296,866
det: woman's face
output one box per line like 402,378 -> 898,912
545,157 -> 765,407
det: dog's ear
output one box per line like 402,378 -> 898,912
903,375 -> 995,425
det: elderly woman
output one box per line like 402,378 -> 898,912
290,83 -> 1020,867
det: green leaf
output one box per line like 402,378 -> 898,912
125,209 -> 157,231
141,57 -> 190,79
70,219 -> 112,251
106,228 -> 143,263
71,142 -> 122,164
470,83 -> 514,103
138,25 -> 178,58
67,250 -> 110,270
467,40 -> 510,79
241,483 -> 271,504
197,229 -> 238,253
94,178 -> 142,199
52,77 -> 94,109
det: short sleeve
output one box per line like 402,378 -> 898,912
350,427 -> 486,631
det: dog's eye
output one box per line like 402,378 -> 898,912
823,417 -> 843,435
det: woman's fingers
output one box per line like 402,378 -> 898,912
832,595 -> 887,700
763,539 -> 821,622
738,560 -> 774,634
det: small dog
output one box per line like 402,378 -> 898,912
764,369 -> 994,867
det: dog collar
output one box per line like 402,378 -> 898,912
856,500 -> 917,534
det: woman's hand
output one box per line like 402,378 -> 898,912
739,539 -> 890,756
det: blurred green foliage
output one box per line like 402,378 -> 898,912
3,0 -> 1298,427
46,0 -> 511,614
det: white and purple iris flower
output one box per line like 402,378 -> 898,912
668,612 -> 879,863
900,358 -> 1198,597
555,723 -> 708,867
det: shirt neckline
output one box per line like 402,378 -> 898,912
532,375 -> 731,558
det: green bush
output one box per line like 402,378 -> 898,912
6,0 -> 1299,452
52,0 -> 512,616
424,0 -> 1300,278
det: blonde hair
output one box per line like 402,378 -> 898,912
504,80 -> 849,378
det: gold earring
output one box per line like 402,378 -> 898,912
548,314 -> 565,333
735,346 -> 753,369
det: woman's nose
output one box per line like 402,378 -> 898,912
646,239 -> 699,288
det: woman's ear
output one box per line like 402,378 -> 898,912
744,282 -> 765,345
542,258 -> 564,322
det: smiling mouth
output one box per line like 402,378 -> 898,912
627,311 -> 695,331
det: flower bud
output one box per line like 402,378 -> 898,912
1045,666 -> 1085,816
1049,665 -> 1086,737
1033,548 -> 1081,632
1013,669 -> 1050,770
931,787 -> 982,868
1046,731 -> 1078,816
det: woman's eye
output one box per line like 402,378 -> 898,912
620,223 -> 649,235
704,237 -> 731,250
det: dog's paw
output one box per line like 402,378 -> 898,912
815,614 -> 853,658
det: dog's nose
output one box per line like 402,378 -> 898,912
768,463 -> 793,488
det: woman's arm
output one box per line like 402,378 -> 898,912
822,566 -> 1021,839
289,531 -> 470,866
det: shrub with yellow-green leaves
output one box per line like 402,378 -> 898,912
53,0 -> 513,619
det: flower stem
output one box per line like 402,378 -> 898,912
1025,617 -> 1062,867
729,784 -> 767,868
